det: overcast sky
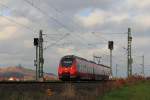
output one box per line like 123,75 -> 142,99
0,0 -> 150,77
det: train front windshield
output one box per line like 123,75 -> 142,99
61,58 -> 73,67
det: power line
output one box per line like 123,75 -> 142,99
23,0 -> 93,48
44,33 -> 70,50
21,0 -> 130,64
23,0 -> 73,32
0,15 -> 37,33
43,0 -> 64,15
43,0 -> 86,33
92,32 -> 132,76
24,0 -> 92,48
91,32 -> 127,50
92,31 -> 127,35
0,2 -> 56,33
0,3 -> 38,33
91,32 -> 128,62
23,0 -> 94,50
0,1 -> 75,53
44,32 -> 95,51
24,0 -> 91,35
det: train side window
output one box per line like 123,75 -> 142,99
78,63 -> 80,71
79,61 -> 82,72
82,63 -> 84,72
80,63 -> 83,72
84,64 -> 86,73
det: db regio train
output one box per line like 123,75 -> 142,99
58,55 -> 111,81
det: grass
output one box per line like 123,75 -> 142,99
99,81 -> 150,100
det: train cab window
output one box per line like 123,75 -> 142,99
61,58 -> 74,67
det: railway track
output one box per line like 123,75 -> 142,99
0,79 -> 114,83
0,80 -> 115,100
0,80 -> 114,92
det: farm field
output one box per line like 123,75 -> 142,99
100,81 -> 150,100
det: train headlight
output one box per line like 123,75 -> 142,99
70,67 -> 76,75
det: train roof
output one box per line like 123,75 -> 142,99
62,55 -> 110,68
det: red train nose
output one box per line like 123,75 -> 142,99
64,68 -> 69,73
70,66 -> 76,75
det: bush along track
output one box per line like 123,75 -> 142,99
99,76 -> 150,100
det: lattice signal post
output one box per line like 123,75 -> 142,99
34,30 -> 44,81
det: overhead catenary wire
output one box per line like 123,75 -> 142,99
0,2 -> 38,34
91,31 -> 131,71
23,0 -> 102,45
91,32 -> 126,56
91,32 -> 127,50
23,0 -> 74,32
1,0 -> 140,67
0,14 -> 37,33
23,0 -> 96,51
0,2 -> 59,34
43,0 -> 86,33
44,33 -> 70,50
0,1 -> 73,53
43,0 -> 64,15
25,0 -> 124,55
0,1 -> 149,77
21,0 -> 85,36
37,2 -> 149,76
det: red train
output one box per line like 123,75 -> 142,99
58,55 -> 111,81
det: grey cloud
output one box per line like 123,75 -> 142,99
0,0 -> 150,76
